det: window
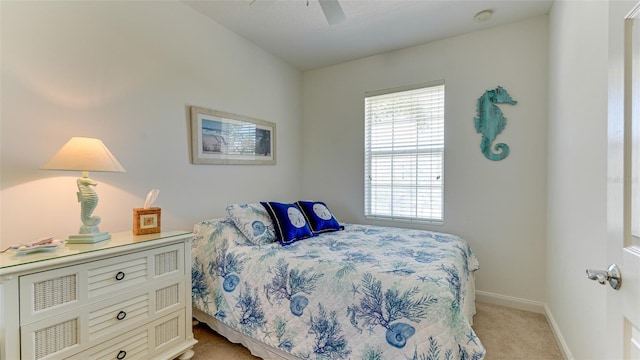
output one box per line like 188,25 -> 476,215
364,81 -> 445,222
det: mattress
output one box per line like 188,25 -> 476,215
191,218 -> 485,359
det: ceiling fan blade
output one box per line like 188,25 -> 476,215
318,0 -> 345,25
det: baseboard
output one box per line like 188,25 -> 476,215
475,290 -> 546,313
543,303 -> 574,360
475,290 -> 573,360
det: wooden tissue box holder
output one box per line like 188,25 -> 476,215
133,207 -> 161,235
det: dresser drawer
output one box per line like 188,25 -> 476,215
86,254 -> 148,300
19,243 -> 184,325
87,242 -> 183,299
88,279 -> 185,342
66,310 -> 186,360
89,293 -> 150,342
77,326 -> 150,360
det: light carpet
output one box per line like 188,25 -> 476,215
191,302 -> 564,359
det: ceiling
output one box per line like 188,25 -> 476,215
183,0 -> 554,71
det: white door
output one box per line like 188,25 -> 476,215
605,1 -> 640,358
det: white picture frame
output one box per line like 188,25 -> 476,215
190,106 -> 276,165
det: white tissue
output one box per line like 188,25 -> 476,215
143,189 -> 159,209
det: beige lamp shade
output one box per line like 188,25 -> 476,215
41,137 -> 126,173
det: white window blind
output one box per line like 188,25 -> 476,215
364,82 -> 444,222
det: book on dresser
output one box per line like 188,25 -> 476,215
0,230 -> 197,360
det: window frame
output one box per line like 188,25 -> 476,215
364,80 -> 445,224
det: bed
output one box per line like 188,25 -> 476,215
191,202 -> 485,359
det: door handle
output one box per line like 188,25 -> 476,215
586,264 -> 621,290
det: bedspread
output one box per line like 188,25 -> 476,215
191,218 -> 485,359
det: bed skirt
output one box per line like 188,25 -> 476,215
193,307 -> 299,360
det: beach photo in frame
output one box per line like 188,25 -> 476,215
190,106 -> 276,165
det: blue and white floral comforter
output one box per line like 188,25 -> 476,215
191,219 -> 485,359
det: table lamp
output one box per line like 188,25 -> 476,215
41,137 -> 126,243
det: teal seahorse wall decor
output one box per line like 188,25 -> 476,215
474,86 -> 518,161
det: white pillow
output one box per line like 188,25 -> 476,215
225,203 -> 276,245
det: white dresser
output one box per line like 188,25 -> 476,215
0,230 -> 197,360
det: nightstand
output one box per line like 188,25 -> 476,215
0,230 -> 197,360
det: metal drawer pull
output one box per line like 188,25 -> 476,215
117,350 -> 127,359
116,311 -> 127,320
115,271 -> 125,281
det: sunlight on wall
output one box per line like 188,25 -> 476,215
1,176 -> 137,248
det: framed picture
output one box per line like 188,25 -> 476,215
190,106 -> 276,165
133,207 -> 161,235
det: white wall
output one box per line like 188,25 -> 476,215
546,1 -> 610,358
0,1 -> 302,247
302,17 -> 549,303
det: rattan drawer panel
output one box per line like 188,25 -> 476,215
154,249 -> 180,277
32,318 -> 79,360
155,283 -> 180,312
32,274 -> 77,312
20,266 -> 82,325
151,310 -> 186,355
21,312 -> 81,360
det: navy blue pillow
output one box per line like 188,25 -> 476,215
260,202 -> 315,246
296,201 -> 342,234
